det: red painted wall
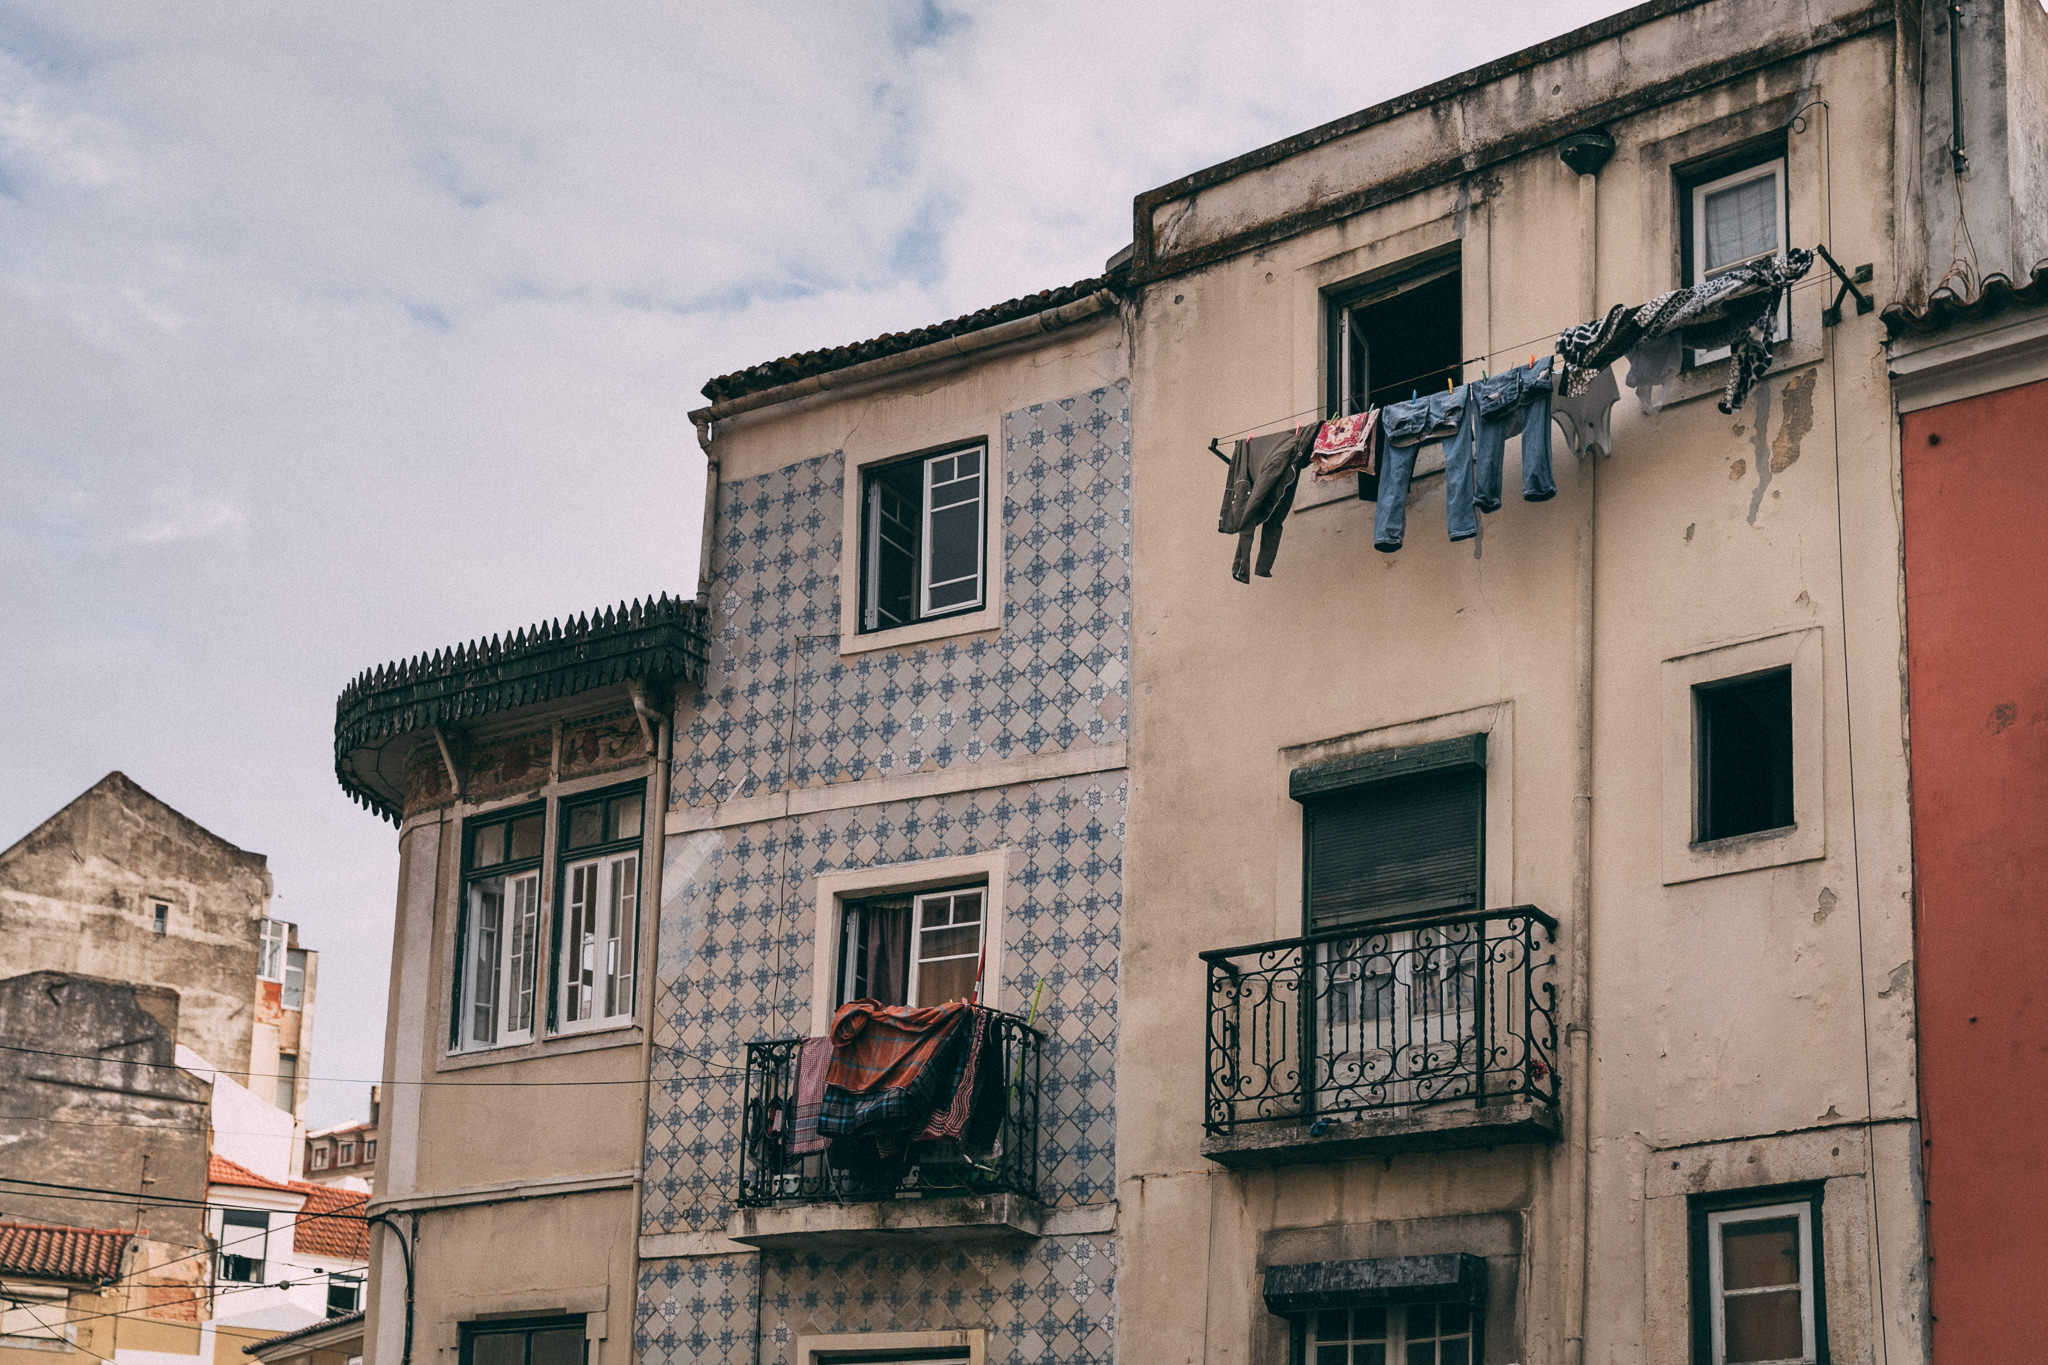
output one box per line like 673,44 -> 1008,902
1902,374 -> 2048,1361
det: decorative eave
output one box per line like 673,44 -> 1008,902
334,594 -> 705,824
1882,258 -> 2048,338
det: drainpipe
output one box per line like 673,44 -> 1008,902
1556,126 -> 1613,1365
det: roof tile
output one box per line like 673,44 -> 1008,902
0,1221 -> 132,1284
208,1155 -> 295,1192
288,1183 -> 369,1261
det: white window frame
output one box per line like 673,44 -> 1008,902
556,848 -> 639,1033
338,1141 -> 355,1165
311,1145 -> 329,1171
1689,157 -> 1789,364
216,1208 -> 269,1284
282,950 -> 307,1010
836,886 -> 989,1011
917,445 -> 986,620
1705,1201 -> 1817,1365
458,868 -> 540,1052
1303,1301 -> 1478,1364
793,1329 -> 980,1365
274,1053 -> 297,1113
149,899 -> 171,935
840,432 -> 1003,656
810,850 -> 1010,1036
257,919 -> 289,982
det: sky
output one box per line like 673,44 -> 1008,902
0,0 -> 1636,1127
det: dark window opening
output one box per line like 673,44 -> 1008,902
837,885 -> 988,1009
326,1274 -> 362,1316
858,443 -> 987,633
1695,669 -> 1794,842
217,1208 -> 268,1284
1326,262 -> 1463,419
1300,743 -> 1485,932
461,1318 -> 584,1365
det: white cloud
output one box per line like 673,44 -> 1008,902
0,0 -> 1636,1124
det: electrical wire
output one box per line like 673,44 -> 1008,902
0,1293 -> 123,1365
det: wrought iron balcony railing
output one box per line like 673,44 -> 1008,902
1202,906 -> 1559,1137
736,1008 -> 1042,1209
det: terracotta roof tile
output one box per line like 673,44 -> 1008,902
698,276 -> 1112,404
0,1221 -> 132,1284
208,1156 -> 294,1192
288,1183 -> 369,1261
1883,258 -> 2048,337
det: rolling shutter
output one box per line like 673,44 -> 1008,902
1298,736 -> 1485,930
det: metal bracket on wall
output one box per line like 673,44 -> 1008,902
1816,245 -> 1874,327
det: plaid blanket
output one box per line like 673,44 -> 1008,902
817,999 -> 974,1143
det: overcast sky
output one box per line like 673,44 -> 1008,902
0,1 -> 1634,1127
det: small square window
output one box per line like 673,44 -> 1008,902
338,1141 -> 355,1164
1691,1190 -> 1825,1364
326,1274 -> 362,1316
1325,259 -> 1463,419
365,1138 -> 377,1162
857,443 -> 987,633
150,899 -> 171,935
217,1208 -> 268,1284
1695,668 -> 1794,843
1682,150 -> 1789,364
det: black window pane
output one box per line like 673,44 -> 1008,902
567,803 -> 603,850
1697,669 -> 1794,841
528,1329 -> 582,1365
863,461 -> 921,631
473,824 -> 504,868
1329,267 -> 1463,416
471,1335 -> 522,1365
508,813 -> 544,861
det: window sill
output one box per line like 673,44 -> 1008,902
1653,330 -> 1821,412
437,1022 -> 642,1073
839,602 -> 1002,657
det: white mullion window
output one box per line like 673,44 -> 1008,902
1690,157 -> 1789,363
919,446 -> 985,618
906,888 -> 985,1008
1304,1301 -> 1476,1365
1706,1202 -> 1817,1365
556,786 -> 644,1033
258,919 -> 289,981
458,807 -> 544,1052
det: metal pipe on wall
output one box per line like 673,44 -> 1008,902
1555,125 -> 1612,1365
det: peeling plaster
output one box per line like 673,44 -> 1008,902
1814,886 -> 1838,924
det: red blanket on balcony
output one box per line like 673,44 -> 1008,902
818,999 -> 974,1144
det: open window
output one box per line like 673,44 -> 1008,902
554,785 -> 643,1032
258,918 -> 290,982
326,1273 -> 363,1316
1681,144 -> 1789,365
858,443 -> 988,633
454,805 -> 543,1052
837,885 -> 988,1009
1325,257 -> 1463,418
217,1208 -> 268,1284
1695,668 -> 1794,843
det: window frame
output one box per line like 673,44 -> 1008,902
457,1316 -> 586,1365
0,1281 -> 71,1345
452,802 -> 547,1054
810,850 -> 1010,1035
326,1273 -> 363,1316
1322,252 -> 1464,420
282,949 -> 307,1010
1693,667 -> 1796,844
856,441 -> 989,636
1292,1300 -> 1480,1365
258,919 -> 289,982
365,1139 -> 377,1162
551,781 -> 647,1036
1689,1186 -> 1827,1365
274,1053 -> 297,1112
150,899 -> 171,936
338,1141 -> 355,1165
1295,734 -> 1488,933
835,882 -> 990,1011
216,1208 -> 269,1285
1680,145 -> 1790,366
310,1145 -> 329,1171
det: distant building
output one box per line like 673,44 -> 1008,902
0,772 -> 318,1120
302,1092 -> 378,1189
240,1311 -> 365,1365
206,1157 -> 371,1341
0,1220 -> 132,1365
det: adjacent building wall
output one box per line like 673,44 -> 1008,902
0,772 -> 276,1081
640,317 -> 1129,1364
1119,3 -> 1921,1362
1900,373 -> 2048,1363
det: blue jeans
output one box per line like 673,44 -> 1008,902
1472,357 -> 1555,509
1375,387 -> 1475,551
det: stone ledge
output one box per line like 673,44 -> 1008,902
1201,1099 -> 1559,1169
725,1193 -> 1045,1249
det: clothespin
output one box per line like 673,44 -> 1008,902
1410,388 -> 1418,402
1446,376 -> 1454,392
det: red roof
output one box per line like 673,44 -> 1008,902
0,1221 -> 132,1284
288,1182 -> 369,1261
208,1155 -> 295,1193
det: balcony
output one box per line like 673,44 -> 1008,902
1202,906 -> 1560,1167
727,1008 -> 1044,1248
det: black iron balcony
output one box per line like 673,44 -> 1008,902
1201,906 -> 1560,1166
734,1008 -> 1042,1216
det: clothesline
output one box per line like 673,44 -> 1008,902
1207,260 -> 1843,450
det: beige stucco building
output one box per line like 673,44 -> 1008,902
332,2 -> 2048,1363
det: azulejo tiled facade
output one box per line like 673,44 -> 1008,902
639,383 -> 1129,1364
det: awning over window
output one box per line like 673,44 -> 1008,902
1262,1253 -> 1488,1315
